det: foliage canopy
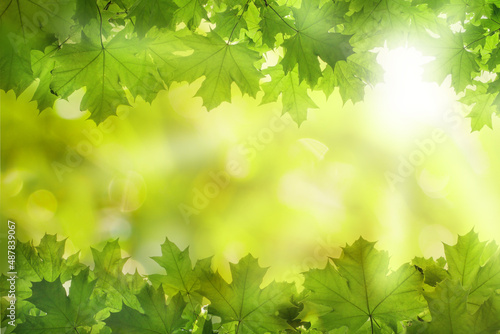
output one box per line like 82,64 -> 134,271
2,230 -> 500,333
2,0 -> 500,129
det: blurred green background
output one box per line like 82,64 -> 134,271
2,47 -> 500,284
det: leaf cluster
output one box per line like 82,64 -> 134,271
2,0 -> 500,128
2,230 -> 500,333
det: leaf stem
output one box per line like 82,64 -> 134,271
267,3 -> 298,33
464,23 -> 500,50
96,5 -> 105,49
228,0 -> 251,43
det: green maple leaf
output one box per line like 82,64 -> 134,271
345,0 -> 425,50
320,52 -> 382,104
15,234 -> 83,284
212,7 -> 248,40
0,0 -> 75,49
127,0 -> 178,37
50,22 -> 161,123
348,0 -> 378,13
261,64 -> 317,125
0,32 -> 33,95
486,37 -> 500,71
423,24 -> 479,92
31,47 -> 58,111
149,237 -> 202,322
407,280 -> 500,333
114,0 -> 136,10
173,31 -> 263,110
412,0 -> 448,10
15,269 -> 104,334
411,256 -> 449,286
173,0 -> 208,30
193,314 -> 214,334
90,239 -> 145,311
106,285 -> 188,334
444,229 -> 488,287
281,0 -> 353,86
431,229 -> 500,312
463,22 -> 488,50
195,255 -> 294,334
443,0 -> 492,23
150,237 -> 200,296
258,3 -> 295,47
453,231 -> 500,308
145,29 -> 189,84
461,82 -> 499,131
346,0 -> 411,33
303,237 -> 425,333
74,0 -> 99,26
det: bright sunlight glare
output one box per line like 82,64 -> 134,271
372,47 -> 452,131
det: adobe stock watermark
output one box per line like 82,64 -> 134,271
7,1 -> 61,49
178,114 -> 292,223
384,105 -> 465,191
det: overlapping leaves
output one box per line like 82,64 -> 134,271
411,230 -> 500,332
304,238 -> 426,333
3,231 -> 500,333
2,0 -> 500,129
15,269 -> 103,334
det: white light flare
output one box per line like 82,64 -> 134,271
372,47 -> 447,131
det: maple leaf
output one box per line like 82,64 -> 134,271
303,237 -> 425,333
106,285 -> 188,334
0,32 -> 33,95
73,0 -> 99,26
90,239 -> 145,311
195,255 -> 294,334
173,0 -> 208,30
320,52 -> 383,105
486,36 -> 500,71
31,47 -> 58,111
149,237 -> 203,323
444,229 -> 488,287
443,0 -> 492,23
281,0 -> 353,87
0,0 -> 75,49
212,7 -> 248,40
444,230 -> 500,310
127,0 -> 178,37
173,31 -> 263,110
411,256 -> 449,286
50,22 -> 162,123
261,64 -> 317,125
345,0 -> 423,50
150,237 -> 200,297
140,29 -> 189,86
423,23 -> 480,92
114,0 -> 136,10
258,3 -> 295,47
412,0 -> 449,10
461,82 -> 499,131
15,269 -> 104,334
407,280 -> 500,333
15,234 -> 83,284
463,22 -> 488,50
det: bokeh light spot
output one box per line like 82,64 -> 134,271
108,171 -> 147,212
2,170 -> 23,197
27,189 -> 58,221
